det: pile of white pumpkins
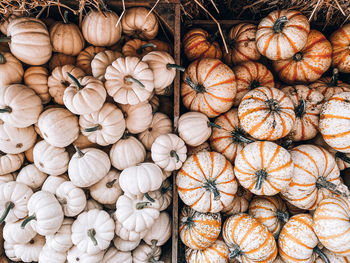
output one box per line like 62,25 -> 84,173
0,5 -> 182,263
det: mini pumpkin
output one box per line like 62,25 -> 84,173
330,23 -> 350,73
0,152 -> 24,175
221,185 -> 253,216
115,218 -> 148,242
45,218 -> 74,253
119,102 -> 153,134
3,218 -> 36,244
143,212 -> 171,246
147,179 -> 172,211
13,234 -> 45,262
56,181 -> 86,217
24,66 -> 51,104
185,239 -> 229,263
38,244 -> 67,263
49,53 -> 76,72
113,236 -> 140,252
133,242 -> 162,263
315,248 -> 350,263
16,164 -> 47,191
67,245 -> 104,263
103,247 -> 132,263
122,39 -> 152,58
91,50 -> 123,81
76,46 -> 106,75
0,52 -> 23,87
41,175 -> 68,194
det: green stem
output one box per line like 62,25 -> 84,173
74,145 -> 84,158
208,122 -> 222,129
170,150 -> 180,162
181,216 -> 194,228
106,179 -> 117,188
329,68 -> 339,87
276,209 -> 289,223
203,179 -> 220,200
0,106 -> 12,113
255,169 -> 268,190
0,37 -> 11,43
144,193 -> 155,203
229,245 -> 242,259
125,76 -> 145,88
67,72 -> 82,89
280,139 -> 293,149
335,151 -> 350,164
136,201 -> 152,209
265,99 -> 280,112
167,64 -> 185,72
294,99 -> 306,118
137,43 -> 157,54
84,125 -> 101,132
161,184 -> 172,194
63,10 -> 69,24
0,53 -> 6,64
273,16 -> 288,33
314,246 -> 330,263
87,228 -> 98,246
185,76 -> 206,93
0,202 -> 14,224
21,214 -> 36,229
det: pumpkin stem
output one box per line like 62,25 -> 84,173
136,201 -> 153,209
293,52 -> 303,61
181,216 -> 194,227
0,37 -> 11,43
63,10 -> 69,23
144,193 -> 155,203
203,179 -> 220,200
161,184 -> 172,194
121,130 -> 130,139
167,63 -> 185,72
0,201 -> 14,224
276,209 -> 289,223
255,169 -> 268,190
207,122 -> 222,129
294,99 -> 306,118
0,106 -> 12,113
67,72 -> 82,90
249,79 -> 260,90
0,53 -> 6,64
21,214 -> 36,229
106,179 -> 117,188
229,244 -> 242,259
74,145 -> 84,158
231,127 -> 255,144
170,150 -> 180,162
124,76 -> 145,88
148,240 -> 163,263
84,125 -> 101,133
335,151 -> 350,164
185,76 -> 206,93
280,139 -> 293,149
273,16 -> 288,33
265,99 -> 281,112
316,176 -> 347,196
329,68 -> 339,87
87,228 -> 98,246
207,31 -> 220,43
314,246 -> 330,263
137,43 -> 157,54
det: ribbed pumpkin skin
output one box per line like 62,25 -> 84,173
330,23 -> 350,73
249,195 -> 289,238
278,214 -> 318,263
183,28 -> 222,61
24,66 -> 51,104
223,213 -> 277,263
309,77 -> 350,101
181,58 -> 236,118
281,145 -> 342,210
221,185 -> 252,216
176,151 -> 238,213
273,30 -> 332,84
313,196 -> 350,256
223,23 -> 260,66
319,92 -> 350,153
232,61 -> 274,106
0,52 -> 23,87
234,141 -> 294,196
179,206 -> 221,250
76,46 -> 106,75
185,239 -> 229,263
256,10 -> 310,60
314,247 -> 350,263
282,85 -> 324,141
238,87 -> 296,140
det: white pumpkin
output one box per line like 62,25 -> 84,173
115,218 -> 148,241
102,247 -> 132,263
132,242 -> 162,263
79,102 -> 125,146
33,140 -> 69,176
46,218 -> 74,253
71,209 -> 115,255
83,199 -> 103,212
0,52 -> 23,87
13,234 -> 45,263
109,135 -> 146,170
0,152 -> 24,175
38,244 -> 67,263
147,179 -> 172,211
143,211 -> 171,246
67,245 -> 104,263
91,50 -> 123,81
119,102 -> 153,134
138,112 -> 172,150
151,133 -> 187,171
3,218 -> 36,244
41,175 -> 68,194
0,173 -> 17,184
4,240 -> 21,262
89,169 -> 123,205
56,181 -> 86,217
16,164 -> 47,191
113,236 -> 140,252
68,147 -> 111,188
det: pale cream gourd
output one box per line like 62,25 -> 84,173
24,66 -> 51,104
41,175 -> 68,194
138,112 -> 172,150
56,181 -> 86,217
185,239 -> 229,263
132,242 -> 162,263
76,46 -> 106,75
68,147 -> 110,188
79,102 -> 125,146
0,181 -> 33,224
4,241 -> 20,262
143,211 -> 171,246
7,17 -> 52,65
0,173 -> 16,184
0,11 -> 24,35
48,64 -> 85,105
0,152 -> 24,175
91,50 -> 123,81
82,10 -> 122,47
113,236 -> 140,252
105,56 -> 154,105
102,247 -> 132,263
119,102 -> 153,134
3,218 -> 36,244
16,164 -> 47,191
38,244 -> 67,263
0,84 -> 43,128
83,199 -> 102,212
38,107 -> 79,147
13,234 -> 45,262
121,7 -> 159,40
221,186 -> 253,216
67,245 -> 104,263
151,133 -> 187,171
0,52 -> 23,87
89,169 -> 123,205
46,218 -> 74,253
71,209 -> 115,255
147,179 -> 172,211
115,219 -> 148,241
110,135 -> 146,170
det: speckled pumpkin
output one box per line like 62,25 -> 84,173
330,23 -> 350,73
221,185 -> 253,216
315,248 -> 350,263
185,239 -> 229,263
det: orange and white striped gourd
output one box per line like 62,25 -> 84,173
221,185 -> 252,216
330,23 -> 350,73
238,87 -> 296,140
234,141 -> 294,196
176,151 -> 238,213
185,239 -> 229,263
315,248 -> 350,263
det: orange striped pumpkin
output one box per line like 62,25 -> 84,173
281,85 -> 324,141
313,196 -> 350,256
232,61 -> 275,106
330,23 -> 350,73
315,247 -> 350,263
279,214 -> 327,263
223,23 -> 260,66
238,87 -> 296,140
249,195 -> 289,238
183,28 -> 222,61
209,108 -> 254,164
181,58 -> 237,118
179,206 -> 221,250
256,10 -> 310,61
281,144 -> 344,210
273,30 -> 332,84
319,92 -> 350,153
283,198 -> 308,216
185,239 -> 229,263
221,185 -> 253,216
176,151 -> 238,213
234,141 -> 294,196
223,213 -> 277,263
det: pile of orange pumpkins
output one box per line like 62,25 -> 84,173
177,9 -> 350,263
0,5 -> 180,263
